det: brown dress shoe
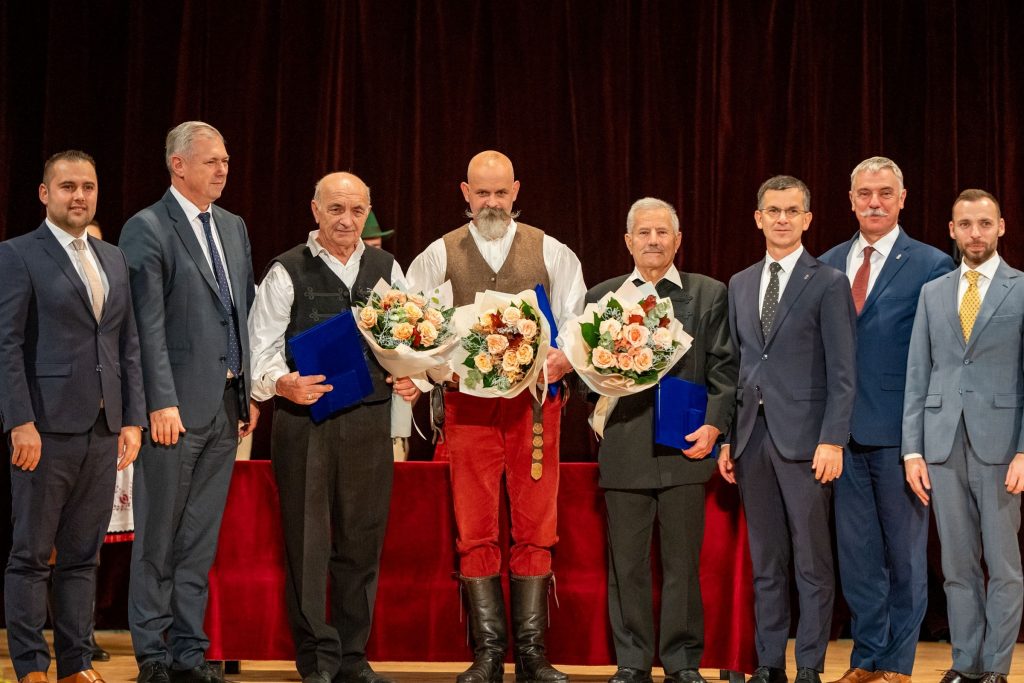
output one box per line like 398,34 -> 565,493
828,669 -> 874,683
19,673 -> 49,683
868,673 -> 911,683
57,670 -> 106,683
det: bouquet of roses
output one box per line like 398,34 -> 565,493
451,289 -> 552,400
353,278 -> 459,377
562,280 -> 692,435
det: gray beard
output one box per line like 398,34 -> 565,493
467,207 -> 519,240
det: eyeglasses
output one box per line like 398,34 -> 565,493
760,207 -> 807,219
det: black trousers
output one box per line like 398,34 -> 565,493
5,411 -> 116,680
271,399 -> 393,678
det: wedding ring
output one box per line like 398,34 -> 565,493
306,392 -> 313,400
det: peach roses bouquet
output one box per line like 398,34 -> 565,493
353,278 -> 459,378
451,289 -> 552,400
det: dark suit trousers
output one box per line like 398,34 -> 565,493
605,484 -> 706,673
834,442 -> 928,674
5,413 -> 116,680
735,412 -> 834,671
271,400 -> 393,678
929,419 -> 1022,676
129,383 -> 240,669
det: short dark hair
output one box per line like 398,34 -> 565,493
757,175 -> 811,211
953,188 -> 1001,218
42,150 -> 96,185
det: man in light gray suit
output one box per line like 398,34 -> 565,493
119,121 -> 258,683
902,189 -> 1024,683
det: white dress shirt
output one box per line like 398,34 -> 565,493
405,220 -> 587,344
628,264 -> 683,289
248,232 -> 405,402
844,225 -> 902,297
47,220 -> 109,306
904,252 -> 1002,462
758,245 -> 805,311
169,185 -> 234,301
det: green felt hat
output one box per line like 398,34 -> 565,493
361,210 -> 394,239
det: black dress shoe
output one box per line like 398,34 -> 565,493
302,673 -> 332,683
334,662 -> 395,683
138,661 -> 172,683
975,674 -> 1006,683
794,669 -> 821,683
88,633 -> 110,662
664,670 -> 707,683
608,667 -> 653,683
171,661 -> 225,683
939,671 -> 980,683
749,667 -> 788,683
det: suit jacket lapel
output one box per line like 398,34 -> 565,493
90,239 -> 118,323
743,259 -> 766,347
36,223 -> 94,317
965,261 -> 1018,354
212,206 -> 244,309
764,250 -> 816,347
942,271 -> 967,349
861,231 -> 911,315
163,192 -> 222,301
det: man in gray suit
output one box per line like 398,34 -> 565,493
902,189 -> 1023,683
588,198 -> 737,683
1,150 -> 145,683
119,122 -> 258,683
719,175 -> 857,683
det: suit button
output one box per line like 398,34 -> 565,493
95,365 -> 103,372
221,320 -> 228,326
761,354 -> 768,360
220,356 -> 226,363
963,359 -> 970,365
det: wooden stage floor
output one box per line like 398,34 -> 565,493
2,632 -> 1023,682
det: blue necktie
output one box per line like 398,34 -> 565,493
198,212 -> 241,376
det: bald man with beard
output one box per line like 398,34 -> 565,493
248,172 -> 419,683
407,151 -> 587,683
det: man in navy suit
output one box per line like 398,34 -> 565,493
119,122 -> 258,683
719,175 -> 857,683
820,157 -> 954,683
0,150 -> 146,683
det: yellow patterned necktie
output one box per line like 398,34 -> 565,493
960,270 -> 981,341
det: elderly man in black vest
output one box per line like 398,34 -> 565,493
587,198 -> 737,683
248,172 -> 418,683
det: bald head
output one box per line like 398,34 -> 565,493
461,151 -> 520,238
313,171 -> 371,206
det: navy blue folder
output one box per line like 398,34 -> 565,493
287,309 -> 374,423
654,376 -> 717,457
534,284 -> 561,399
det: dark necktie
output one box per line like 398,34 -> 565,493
198,212 -> 241,376
761,262 -> 782,337
851,245 -> 875,313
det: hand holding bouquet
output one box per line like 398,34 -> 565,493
452,289 -> 552,400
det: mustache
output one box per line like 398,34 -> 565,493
858,208 -> 889,218
464,207 -> 520,222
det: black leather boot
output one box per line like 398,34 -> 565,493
510,574 -> 568,683
457,575 -> 507,683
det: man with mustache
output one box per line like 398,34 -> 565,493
902,190 -> 1024,683
587,198 -> 737,683
820,157 -> 954,683
406,151 -> 586,683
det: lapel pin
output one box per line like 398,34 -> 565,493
895,254 -> 902,260
804,274 -> 811,280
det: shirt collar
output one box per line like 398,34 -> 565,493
628,264 -> 682,289
766,244 -> 804,272
855,224 -> 901,259
45,218 -> 86,248
307,230 -> 365,264
169,185 -> 209,223
961,252 -> 1001,282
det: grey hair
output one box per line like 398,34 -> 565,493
756,175 -> 811,211
850,156 -> 905,192
625,197 -> 680,234
312,174 -> 372,205
165,121 -> 224,172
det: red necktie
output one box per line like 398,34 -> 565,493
851,245 -> 875,314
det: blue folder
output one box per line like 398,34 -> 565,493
533,284 -> 561,399
287,310 -> 374,423
654,376 -> 717,457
